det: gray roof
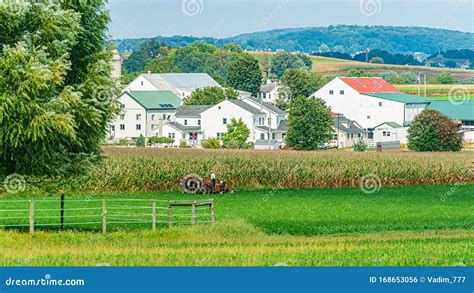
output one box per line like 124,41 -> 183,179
260,81 -> 279,93
334,116 -> 366,134
247,97 -> 287,115
228,99 -> 264,114
166,122 -> 202,132
255,126 -> 277,132
176,105 -> 212,118
277,120 -> 288,132
143,73 -> 221,92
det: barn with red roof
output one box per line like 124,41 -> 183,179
311,77 -> 432,131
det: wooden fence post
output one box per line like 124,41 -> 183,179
210,199 -> 214,225
191,201 -> 196,226
168,201 -> 172,228
60,193 -> 65,230
152,200 -> 156,232
29,200 -> 34,234
102,199 -> 107,234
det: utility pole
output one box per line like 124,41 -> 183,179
336,114 -> 340,149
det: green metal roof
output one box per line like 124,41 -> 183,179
366,93 -> 432,104
374,121 -> 403,129
124,91 -> 181,110
426,101 -> 474,121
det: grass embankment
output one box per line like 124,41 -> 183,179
5,148 -> 473,194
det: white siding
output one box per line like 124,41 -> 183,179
374,124 -> 409,144
242,98 -> 286,129
124,76 -> 159,92
110,93 -> 146,139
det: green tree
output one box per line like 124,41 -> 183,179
0,1 -> 119,176
184,87 -> 238,105
285,97 -> 334,150
353,139 -> 368,152
144,55 -> 181,74
408,110 -> 462,152
201,137 -> 221,149
437,72 -> 457,84
227,54 -> 262,95
223,43 -> 243,53
280,69 -> 327,100
270,51 -> 310,78
348,69 -> 372,77
222,118 -> 250,149
369,57 -> 384,64
136,135 -> 146,147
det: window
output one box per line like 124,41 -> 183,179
120,104 -> 125,109
198,119 -> 201,126
218,106 -> 221,110
260,133 -> 265,140
329,90 -> 334,95
268,118 -> 271,125
184,119 -> 188,126
379,102 -> 383,107
272,133 -> 276,140
223,118 -> 227,125
217,133 -> 223,140
151,124 -> 156,130
383,131 -> 391,137
168,133 -> 175,139
151,114 -> 155,121
120,114 -> 125,120
136,124 -> 141,130
367,116 -> 371,120
120,124 -> 125,130
340,90 -> 345,95
111,126 -> 115,131
350,134 -> 354,139
140,81 -> 144,86
358,133 -> 361,138
333,134 -> 338,140
136,114 -> 141,120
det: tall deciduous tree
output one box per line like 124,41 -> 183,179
222,118 -> 251,149
280,68 -> 327,100
0,1 -> 119,176
285,97 -> 334,150
270,51 -> 311,79
227,54 -> 262,95
184,87 -> 238,105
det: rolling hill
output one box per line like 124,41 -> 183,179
114,25 -> 474,55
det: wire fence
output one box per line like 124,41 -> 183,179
0,196 -> 215,234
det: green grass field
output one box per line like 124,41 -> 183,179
1,185 -> 473,266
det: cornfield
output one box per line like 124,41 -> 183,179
7,147 -> 473,194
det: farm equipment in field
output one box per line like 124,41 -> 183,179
179,175 -> 234,195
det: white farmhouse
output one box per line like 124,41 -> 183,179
124,72 -> 251,101
332,114 -> 368,148
109,91 -> 181,141
159,105 -> 211,147
259,80 -> 281,104
311,77 -> 431,129
124,73 -> 222,100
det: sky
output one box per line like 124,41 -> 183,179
107,0 -> 474,39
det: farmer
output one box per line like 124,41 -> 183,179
210,171 -> 216,190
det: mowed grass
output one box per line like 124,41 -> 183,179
1,185 -> 472,266
0,225 -> 471,266
1,185 -> 473,236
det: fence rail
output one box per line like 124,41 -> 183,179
0,196 -> 214,234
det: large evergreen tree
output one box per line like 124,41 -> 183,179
0,0 -> 119,176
